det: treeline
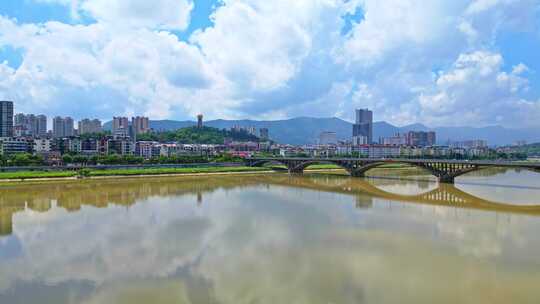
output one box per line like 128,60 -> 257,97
137,126 -> 260,144
0,153 -> 244,167
505,143 -> 540,156
0,154 -> 44,167
62,154 -> 209,165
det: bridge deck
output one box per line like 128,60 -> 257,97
246,157 -> 540,184
247,157 -> 540,168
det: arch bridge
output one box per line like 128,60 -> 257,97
245,157 -> 540,184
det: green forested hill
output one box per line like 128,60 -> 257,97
137,126 -> 260,144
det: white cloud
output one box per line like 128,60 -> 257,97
340,0 -> 469,66
0,16 -> 215,119
34,0 -> 194,30
1,0 -> 540,127
414,51 -> 538,127
191,0 -> 338,92
81,0 -> 194,30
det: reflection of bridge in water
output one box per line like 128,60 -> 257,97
2,173 -> 540,236
265,175 -> 540,215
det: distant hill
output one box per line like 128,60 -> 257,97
104,117 -> 540,146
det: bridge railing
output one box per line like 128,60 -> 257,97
245,157 -> 540,168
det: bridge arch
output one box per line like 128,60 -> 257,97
249,159 -> 288,168
352,161 -> 483,183
289,160 -> 355,174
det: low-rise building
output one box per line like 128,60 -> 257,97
451,140 -> 488,149
0,138 -> 31,156
355,145 -> 401,158
80,138 -> 99,155
135,141 -> 159,159
68,138 -> 82,154
400,146 -> 424,158
108,138 -> 133,155
38,151 -> 62,166
318,132 -> 337,145
226,141 -> 260,153
34,138 -> 51,153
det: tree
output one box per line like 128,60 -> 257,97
9,153 -> 44,166
73,155 -> 89,164
62,154 -> 74,164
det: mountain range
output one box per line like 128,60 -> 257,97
104,117 -> 539,146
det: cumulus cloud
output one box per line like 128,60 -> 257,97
0,16 -> 215,119
81,0 -> 194,30
1,0 -> 540,127
34,0 -> 194,30
415,51 -> 539,127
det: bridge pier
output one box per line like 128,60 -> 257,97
438,175 -> 455,184
288,167 -> 305,174
350,170 -> 366,178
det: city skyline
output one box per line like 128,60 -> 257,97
0,1 -> 539,128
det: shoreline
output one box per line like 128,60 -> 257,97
0,168 -> 351,185
0,166 -> 423,186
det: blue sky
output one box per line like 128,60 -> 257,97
0,0 -> 539,128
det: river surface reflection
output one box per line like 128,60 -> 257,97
1,170 -> 540,303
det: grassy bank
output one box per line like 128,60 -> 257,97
87,166 -> 269,177
0,162 -> 416,181
0,171 -> 78,180
0,166 -> 270,180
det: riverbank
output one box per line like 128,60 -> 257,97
0,163 -> 420,184
0,166 -> 270,182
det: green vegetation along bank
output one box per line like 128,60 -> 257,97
0,166 -> 272,181
0,162 -> 423,182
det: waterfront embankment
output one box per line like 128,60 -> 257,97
0,163 -> 419,184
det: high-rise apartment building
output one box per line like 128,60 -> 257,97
14,113 -> 47,137
36,115 -> 47,137
247,127 -> 257,136
112,117 -> 130,137
132,116 -> 149,134
52,116 -> 74,138
65,117 -> 74,137
14,113 -> 26,137
53,117 -> 63,138
259,128 -> 269,141
78,119 -> 102,135
352,108 -> 373,145
0,101 -> 14,138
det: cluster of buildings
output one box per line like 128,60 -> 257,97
111,116 -> 150,138
379,131 -> 436,147
0,101 -> 152,160
0,101 -> 273,162
277,144 -> 491,159
0,100 -> 512,163
231,125 -> 269,141
308,108 -> 493,159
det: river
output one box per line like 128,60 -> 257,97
1,168 -> 539,303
